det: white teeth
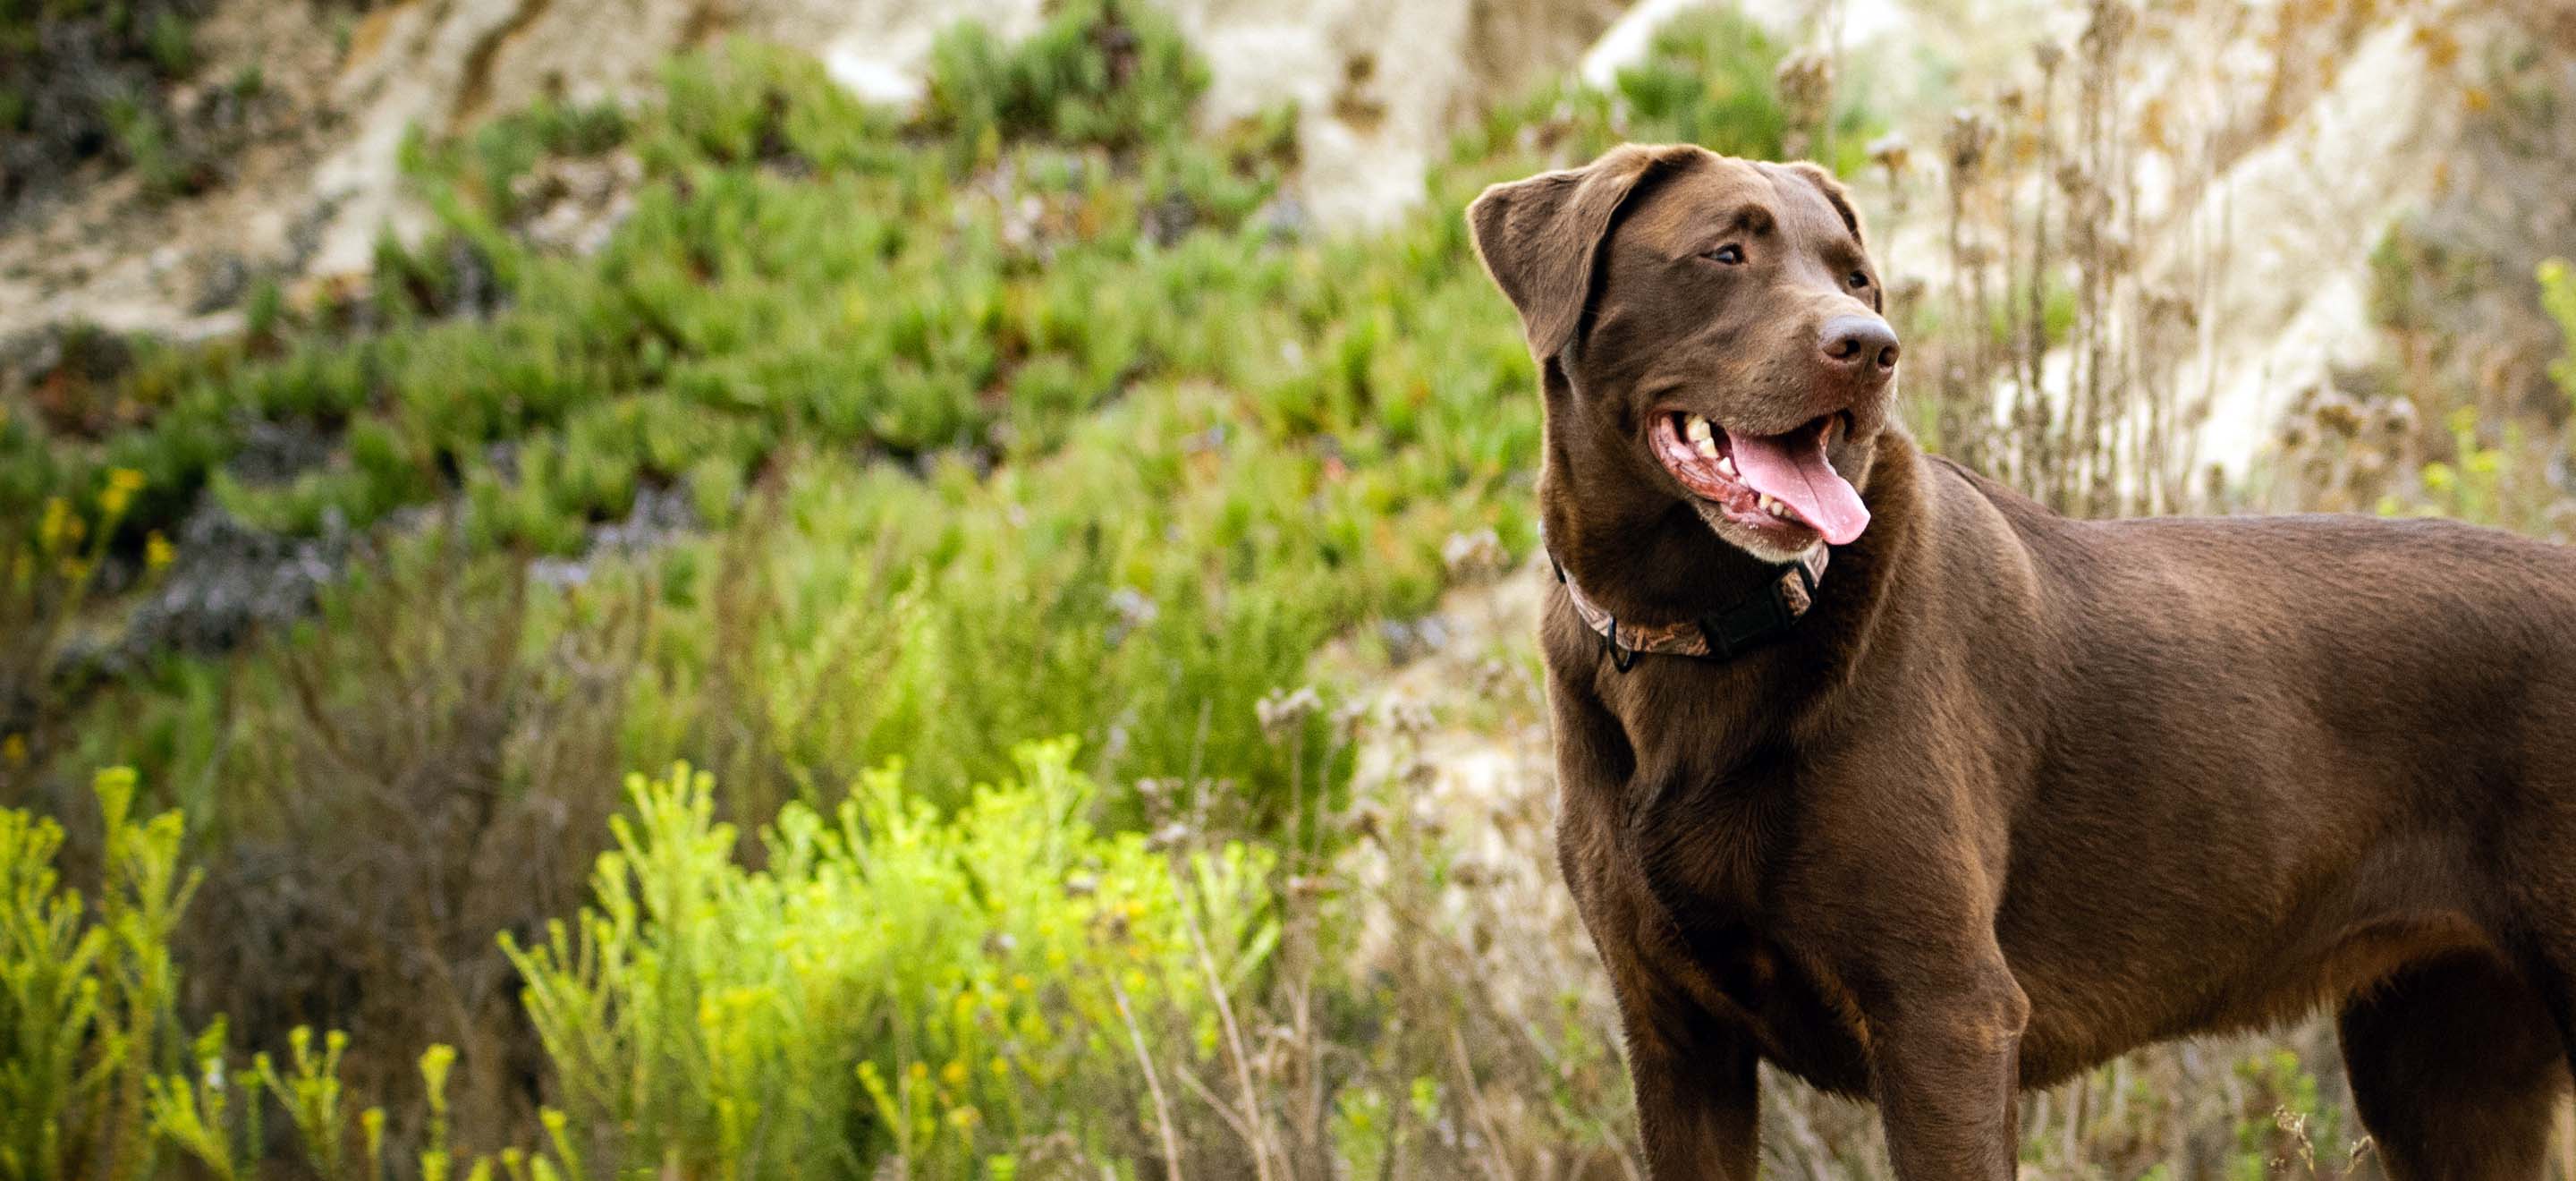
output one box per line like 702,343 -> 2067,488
1685,415 -> 1714,443
1694,437 -> 1719,458
1716,455 -> 1735,477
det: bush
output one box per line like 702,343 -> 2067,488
926,0 -> 1208,157
1,768 -> 199,1181
508,742 -> 1275,1176
4,750 -> 1278,1179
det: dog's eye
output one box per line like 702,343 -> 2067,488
1848,270 -> 1870,289
1704,244 -> 1744,266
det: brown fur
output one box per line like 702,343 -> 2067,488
1468,143 -> 2576,1178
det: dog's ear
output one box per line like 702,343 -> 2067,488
1779,160 -> 1866,250
1467,143 -> 1698,361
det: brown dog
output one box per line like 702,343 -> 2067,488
1468,142 -> 2576,1179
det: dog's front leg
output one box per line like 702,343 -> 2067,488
1865,964 -> 2029,1179
1614,993 -> 1759,1180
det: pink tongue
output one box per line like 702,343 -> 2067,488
1731,429 -> 1870,545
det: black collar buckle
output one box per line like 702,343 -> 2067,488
1696,557 -> 1819,660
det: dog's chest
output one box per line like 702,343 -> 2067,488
1649,914 -> 1876,1095
1596,755 -> 1877,1091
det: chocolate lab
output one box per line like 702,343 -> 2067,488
1467,142 -> 2576,1178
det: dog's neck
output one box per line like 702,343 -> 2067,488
1538,484 -> 1794,626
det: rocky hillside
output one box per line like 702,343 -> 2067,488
0,0 -> 1617,340
9,0 -> 2570,500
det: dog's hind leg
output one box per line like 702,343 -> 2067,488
2336,950 -> 2565,1180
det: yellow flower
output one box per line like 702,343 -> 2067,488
99,468 -> 146,518
2,735 -> 25,766
908,1061 -> 930,1083
37,497 -> 73,554
946,1105 -> 981,1131
419,1043 -> 458,1100
940,1060 -> 969,1088
144,531 -> 174,572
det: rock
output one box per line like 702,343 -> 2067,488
225,419 -> 335,485
106,500 -> 358,667
190,250 -> 252,313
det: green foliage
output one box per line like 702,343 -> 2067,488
142,9 -> 189,77
105,93 -> 188,195
2226,1049 -> 2346,1180
2,466 -> 157,803
927,0 -> 1208,158
0,796 -> 97,1179
10,0 -> 1818,578
0,0 -> 204,202
15,25 -> 1297,557
2538,257 -> 2576,412
8,751 -> 1283,1178
506,743 -> 1275,1175
2416,407 -> 2512,524
1613,11 -> 1793,157
0,769 -> 199,1181
258,1027 -> 353,1177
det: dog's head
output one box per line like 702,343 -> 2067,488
1470,144 -> 1896,562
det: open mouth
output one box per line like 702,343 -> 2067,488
1650,410 -> 1870,547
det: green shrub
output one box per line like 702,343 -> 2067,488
506,743 -> 1275,1176
926,0 -> 1208,158
1,768 -> 199,1181
1613,11 -> 1792,157
8,749 -> 1283,1178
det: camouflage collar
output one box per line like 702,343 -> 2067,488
1546,540 -> 1827,672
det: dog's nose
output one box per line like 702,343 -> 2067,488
1820,316 -> 1900,375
